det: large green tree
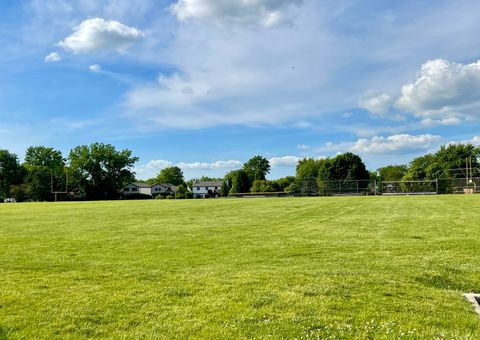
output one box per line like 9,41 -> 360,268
243,156 -> 271,184
377,165 -> 408,181
403,143 -> 480,181
295,158 -> 324,182
402,154 -> 436,180
156,166 -> 184,186
0,149 -> 24,199
68,143 -> 138,199
318,153 -> 369,181
23,146 -> 66,201
25,146 -> 64,168
434,143 -> 480,177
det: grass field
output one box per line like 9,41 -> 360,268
1,196 -> 480,339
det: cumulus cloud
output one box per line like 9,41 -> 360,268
145,159 -> 173,169
350,134 -> 441,154
89,64 -> 101,72
456,136 -> 480,146
59,18 -> 143,54
360,59 -> 480,125
269,156 -> 302,167
135,156 -> 307,179
177,160 -> 242,170
135,159 -> 242,178
134,159 -> 173,178
395,59 -> 480,121
471,136 -> 480,145
358,93 -> 393,116
171,0 -> 302,27
44,52 -> 61,62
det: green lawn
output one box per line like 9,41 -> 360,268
0,196 -> 480,339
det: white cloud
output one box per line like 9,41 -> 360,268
134,159 -> 173,178
44,52 -> 61,62
269,156 -> 301,167
420,117 -> 460,127
127,73 -> 211,109
134,159 -> 242,178
359,93 -> 393,116
59,18 -> 144,54
89,64 -> 101,72
350,134 -> 441,155
297,144 -> 310,150
456,136 -> 480,146
171,0 -> 302,27
395,59 -> 480,121
145,160 -> 173,169
122,2 -> 342,130
471,136 -> 480,145
177,160 -> 242,170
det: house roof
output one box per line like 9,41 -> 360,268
123,182 -> 179,191
154,183 -> 178,191
193,181 -> 224,187
130,182 -> 152,188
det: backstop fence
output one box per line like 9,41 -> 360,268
381,180 -> 438,195
292,179 -> 378,196
287,169 -> 480,197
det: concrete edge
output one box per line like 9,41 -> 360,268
464,293 -> 480,315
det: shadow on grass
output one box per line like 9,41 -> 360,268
416,271 -> 480,291
0,327 -> 8,340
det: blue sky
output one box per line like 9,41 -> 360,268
1,0 -> 480,180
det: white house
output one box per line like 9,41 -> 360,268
122,183 -> 178,197
192,180 -> 223,198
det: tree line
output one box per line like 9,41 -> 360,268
1,142 -> 478,201
0,143 -> 138,201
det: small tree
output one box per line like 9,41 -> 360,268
220,181 -> 230,197
229,169 -> 250,194
176,184 -> 187,198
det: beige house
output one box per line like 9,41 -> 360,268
122,183 -> 178,197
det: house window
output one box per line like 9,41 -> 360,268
206,187 -> 209,190
197,187 -> 200,190
132,188 -> 138,192
215,187 -> 218,190
124,188 -> 130,192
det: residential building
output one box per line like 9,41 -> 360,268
192,180 -> 223,198
122,183 -> 178,197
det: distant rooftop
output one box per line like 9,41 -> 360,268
193,181 -> 224,187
